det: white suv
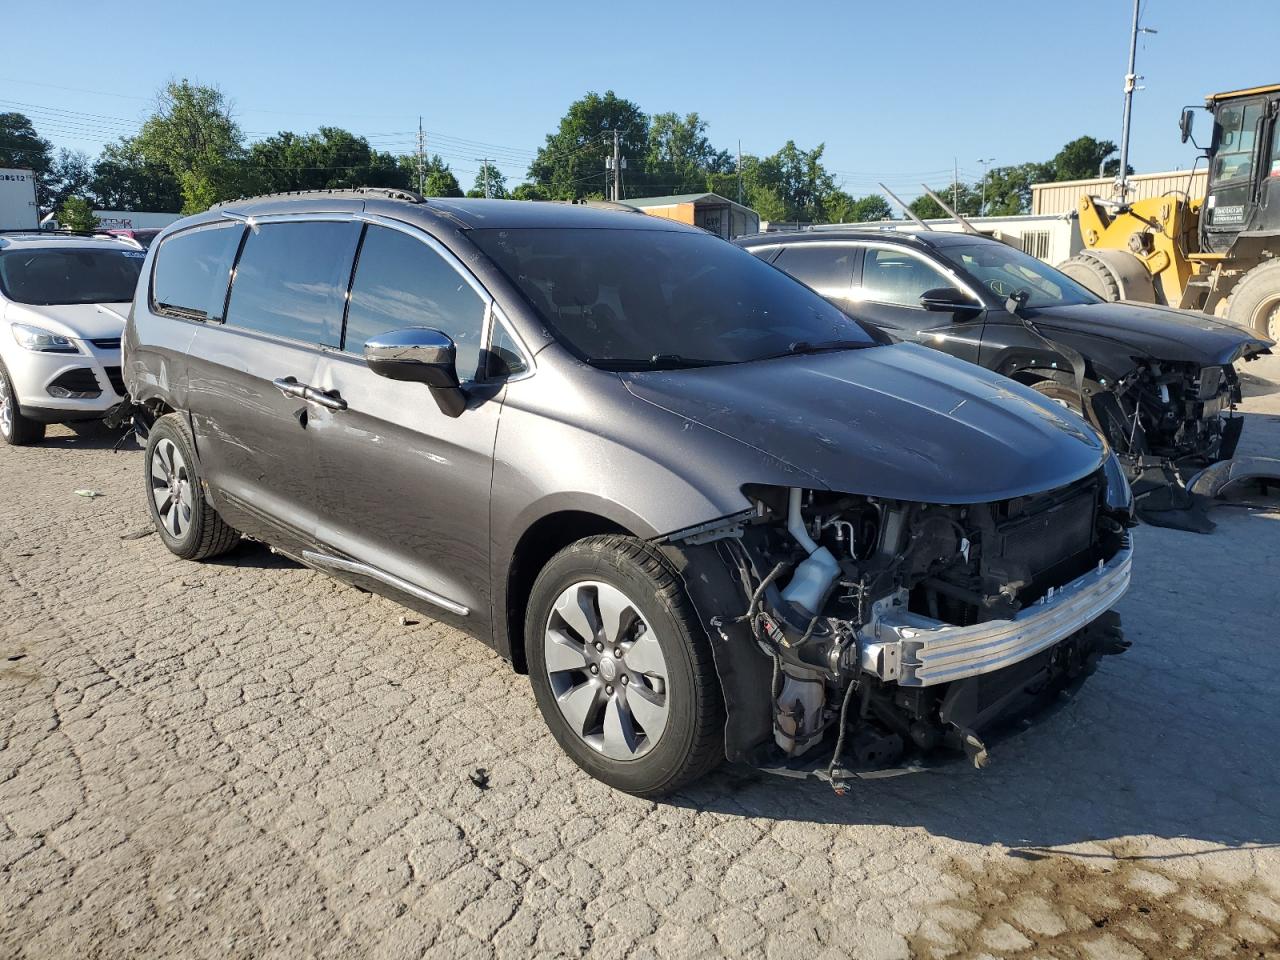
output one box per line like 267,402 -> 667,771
0,232 -> 146,445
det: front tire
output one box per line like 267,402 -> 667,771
1226,260 -> 1280,342
1029,378 -> 1086,414
144,414 -> 240,560
525,535 -> 724,796
0,361 -> 46,446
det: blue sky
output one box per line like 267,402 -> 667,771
3,0 -> 1275,198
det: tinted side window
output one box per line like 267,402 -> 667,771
225,221 -> 360,346
860,248 -> 951,307
773,244 -> 855,298
486,322 -> 528,377
344,226 -> 487,380
152,224 -> 243,320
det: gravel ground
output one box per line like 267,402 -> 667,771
2,355 -> 1280,960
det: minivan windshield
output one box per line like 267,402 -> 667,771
470,227 -> 878,369
0,248 -> 144,306
946,241 -> 1101,310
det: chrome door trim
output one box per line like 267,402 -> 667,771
301,549 -> 470,617
852,241 -> 983,308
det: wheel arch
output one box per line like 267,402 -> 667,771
500,508 -> 639,673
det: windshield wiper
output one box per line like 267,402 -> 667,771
759,339 -> 872,360
594,354 -> 727,371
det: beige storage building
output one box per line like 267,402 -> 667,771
1032,169 -> 1207,216
620,193 -> 760,239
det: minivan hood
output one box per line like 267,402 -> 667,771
622,342 -> 1106,503
1027,302 -> 1272,366
6,302 -> 130,342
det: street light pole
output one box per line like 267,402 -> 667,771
1116,0 -> 1157,199
977,157 -> 995,216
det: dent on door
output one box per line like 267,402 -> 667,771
184,326 -> 323,550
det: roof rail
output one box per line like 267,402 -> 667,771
212,186 -> 428,209
0,228 -> 136,244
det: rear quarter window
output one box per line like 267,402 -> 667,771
151,223 -> 244,321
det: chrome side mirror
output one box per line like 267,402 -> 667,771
364,328 -> 465,417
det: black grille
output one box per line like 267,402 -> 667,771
91,337 -> 121,350
47,368 -> 102,397
104,366 -> 125,396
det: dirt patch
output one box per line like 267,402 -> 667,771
909,849 -> 1280,959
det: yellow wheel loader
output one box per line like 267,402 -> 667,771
1058,83 -> 1280,342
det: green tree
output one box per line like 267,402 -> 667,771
467,162 -> 507,198
249,127 -> 406,193
528,91 -> 649,200
395,153 -> 463,197
644,112 -> 731,195
827,192 -> 892,223
46,149 -> 94,214
910,181 -> 983,219
90,139 -> 183,211
509,182 -> 550,201
132,80 -> 250,213
1050,136 -> 1118,181
977,161 -> 1053,216
754,141 -> 838,222
0,112 -> 55,208
58,196 -> 97,231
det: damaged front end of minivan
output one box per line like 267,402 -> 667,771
658,460 -> 1135,789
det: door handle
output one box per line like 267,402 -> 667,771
272,377 -> 307,399
303,386 -> 348,411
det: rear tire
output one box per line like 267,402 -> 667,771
1058,253 -> 1122,303
0,361 -> 46,446
1225,260 -> 1280,342
525,535 -> 724,797
144,414 -> 240,560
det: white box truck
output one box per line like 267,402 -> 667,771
1,168 -> 40,230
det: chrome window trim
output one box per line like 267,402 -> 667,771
149,219 -> 245,324
852,241 -> 983,309
486,303 -> 536,382
767,240 -> 861,300
208,210 -> 536,379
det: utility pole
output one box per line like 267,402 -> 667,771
475,158 -> 493,198
605,129 -> 627,201
953,158 -> 959,213
977,157 -> 995,215
612,129 -> 621,201
1116,0 -> 1157,200
416,117 -> 425,194
737,140 -> 743,205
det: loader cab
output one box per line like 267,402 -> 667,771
1195,86 -> 1280,254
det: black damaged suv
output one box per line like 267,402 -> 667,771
739,230 -> 1273,483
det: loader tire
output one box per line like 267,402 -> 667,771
1226,260 -> 1280,341
1058,253 -> 1123,302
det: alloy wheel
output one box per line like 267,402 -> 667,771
543,580 -> 670,761
1263,296 -> 1280,344
149,437 -> 195,539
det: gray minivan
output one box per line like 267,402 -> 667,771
124,190 -> 1135,795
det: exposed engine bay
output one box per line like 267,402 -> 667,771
662,468 -> 1135,789
1092,360 -> 1243,472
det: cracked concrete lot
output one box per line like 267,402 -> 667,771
3,357 -> 1280,960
